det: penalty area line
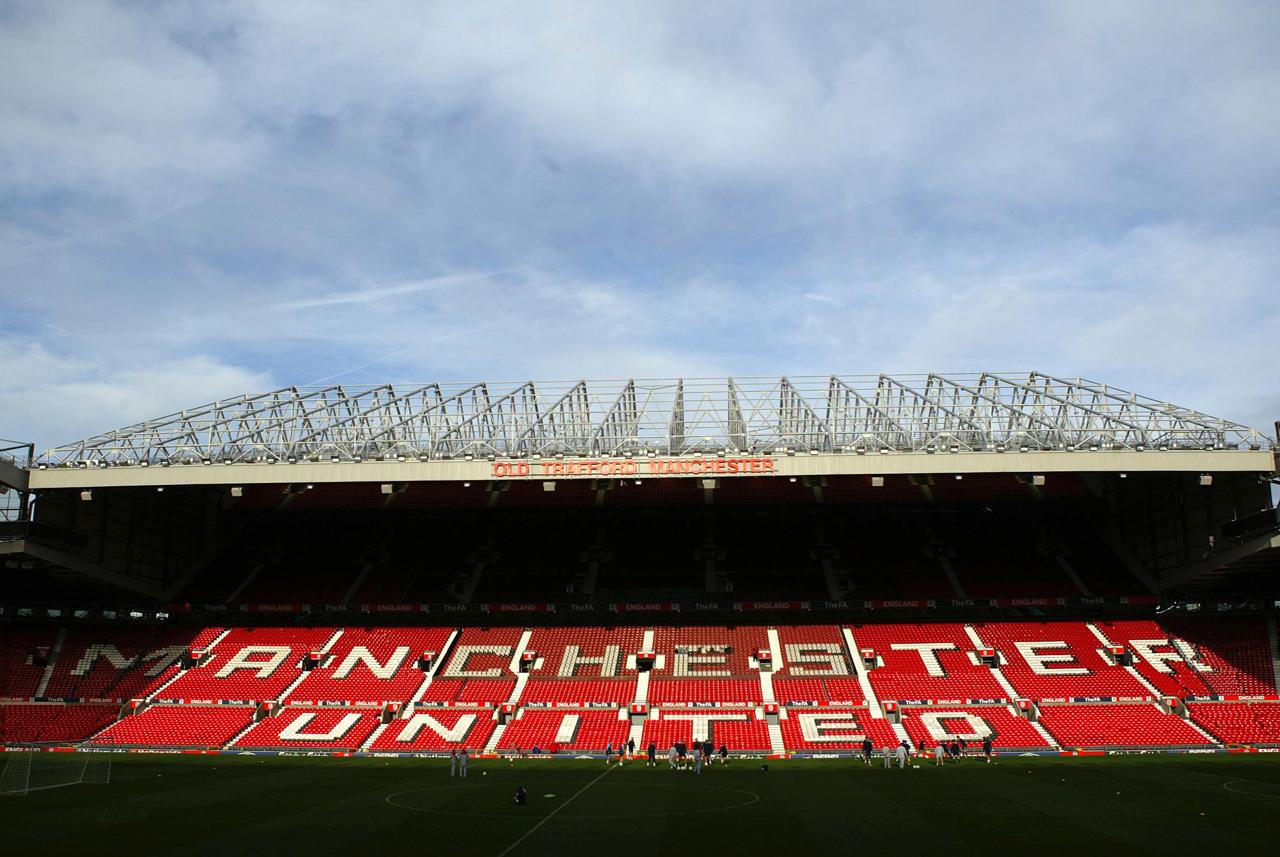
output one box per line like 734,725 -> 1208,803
495,764 -> 613,857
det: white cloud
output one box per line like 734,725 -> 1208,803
0,341 -> 272,452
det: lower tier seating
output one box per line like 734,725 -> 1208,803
0,704 -> 118,743
497,709 -> 629,752
899,705 -> 1052,749
641,709 -> 771,751
365,708 -> 496,752
1035,704 -> 1213,748
231,708 -> 381,750
89,705 -> 255,747
778,707 -> 899,750
1188,702 -> 1280,745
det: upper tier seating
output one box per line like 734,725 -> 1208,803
0,703 -> 118,744
650,626 -> 769,677
524,626 -> 646,677
437,627 -> 525,681
231,708 -> 381,750
1035,703 -> 1213,748
851,623 -> 1007,702
43,626 -> 222,702
771,626 -> 861,703
778,707 -> 899,750
284,627 -> 452,704
1159,616 -> 1277,696
157,628 -> 337,702
1090,620 -> 1214,697
365,708 -> 495,752
89,705 -> 255,747
1188,702 -> 1280,745
641,709 -> 771,751
973,621 -> 1151,700
497,709 -> 629,752
899,705 -> 1052,749
0,626 -> 60,699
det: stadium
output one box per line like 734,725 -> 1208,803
1,373 -> 1278,853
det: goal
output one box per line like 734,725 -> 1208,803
0,749 -> 112,796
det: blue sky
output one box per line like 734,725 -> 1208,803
2,1 -> 1278,452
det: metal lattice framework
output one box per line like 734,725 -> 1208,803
35,373 -> 1272,468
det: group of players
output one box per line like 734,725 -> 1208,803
857,735 -> 995,768
601,738 -> 730,772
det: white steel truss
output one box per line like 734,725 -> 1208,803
34,373 -> 1272,468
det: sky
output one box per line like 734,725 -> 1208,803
1,0 -> 1278,453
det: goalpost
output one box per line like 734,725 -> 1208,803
0,749 -> 113,797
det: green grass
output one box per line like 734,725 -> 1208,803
2,754 -> 1278,855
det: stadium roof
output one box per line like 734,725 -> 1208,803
34,373 -> 1273,467
21,373 -> 1274,490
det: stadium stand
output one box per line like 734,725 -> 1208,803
365,708 -> 496,752
520,679 -> 636,706
1035,703 -> 1214,748
973,621 -> 1152,700
155,627 -> 336,702
42,625 -> 213,701
898,705 -> 1052,749
232,708 -> 381,750
851,623 -> 1007,701
90,705 -> 256,747
497,709 -> 629,752
1159,616 -> 1278,696
772,625 -> 863,704
1187,702 -> 1280,745
1,618 -> 1277,751
284,626 -> 452,704
0,703 -> 118,744
648,679 -> 762,706
1090,619 -> 1215,697
641,709 -> 771,751
778,707 -> 899,751
650,626 -> 768,676
0,626 -> 60,699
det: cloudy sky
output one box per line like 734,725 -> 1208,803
1,0 -> 1278,451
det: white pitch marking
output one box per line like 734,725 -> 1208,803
491,767 -> 611,857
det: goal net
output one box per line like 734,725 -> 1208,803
0,749 -> 112,796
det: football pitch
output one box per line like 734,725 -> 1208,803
2,754 -> 1278,855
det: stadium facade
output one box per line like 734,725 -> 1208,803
1,373 -> 1278,755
